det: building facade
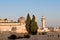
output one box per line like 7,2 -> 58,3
0,17 -> 27,33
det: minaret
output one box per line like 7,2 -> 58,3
41,16 -> 46,29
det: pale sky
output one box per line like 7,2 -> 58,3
0,0 -> 60,27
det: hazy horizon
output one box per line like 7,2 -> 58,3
0,0 -> 60,27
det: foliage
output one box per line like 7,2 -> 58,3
26,13 -> 31,33
26,14 -> 38,34
31,15 -> 38,34
24,34 -> 30,38
8,34 -> 17,40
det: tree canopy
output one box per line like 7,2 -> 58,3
26,13 -> 38,34
26,13 -> 31,33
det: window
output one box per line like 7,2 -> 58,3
11,27 -> 17,32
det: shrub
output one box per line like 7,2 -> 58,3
24,34 -> 30,38
8,34 -> 17,40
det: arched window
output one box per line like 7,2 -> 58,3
11,27 -> 17,32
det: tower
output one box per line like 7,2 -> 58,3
41,16 -> 46,29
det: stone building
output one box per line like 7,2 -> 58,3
0,17 -> 27,34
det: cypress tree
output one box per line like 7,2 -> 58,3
31,15 -> 38,34
26,13 -> 31,33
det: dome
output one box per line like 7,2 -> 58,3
18,17 -> 25,23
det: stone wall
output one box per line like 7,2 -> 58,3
0,23 -> 27,33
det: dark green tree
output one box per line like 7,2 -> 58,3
31,15 -> 38,34
26,13 -> 31,33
